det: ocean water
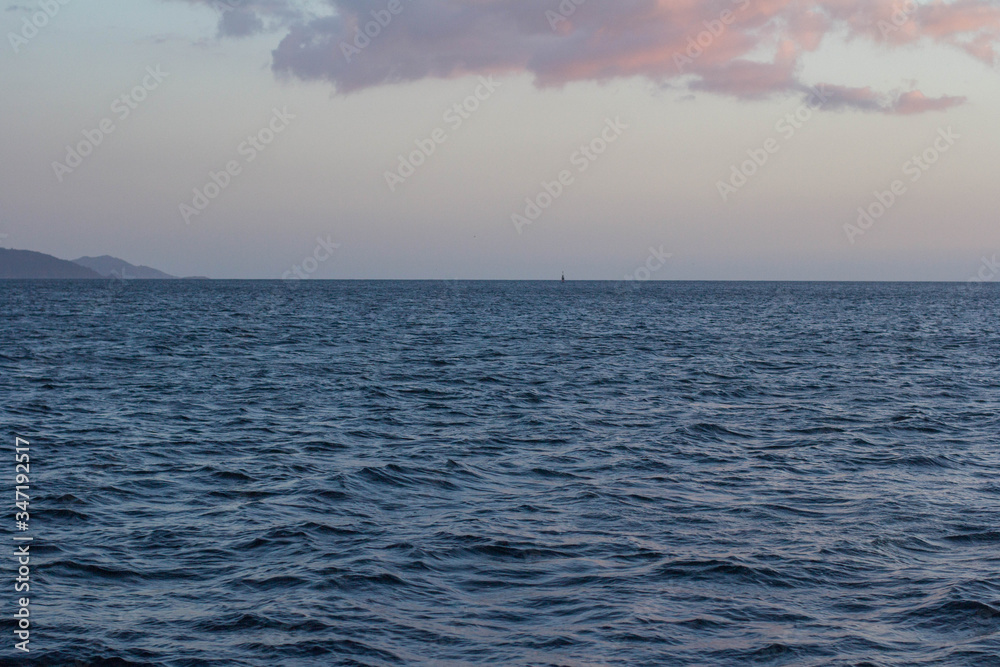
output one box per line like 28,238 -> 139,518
2,280 -> 999,666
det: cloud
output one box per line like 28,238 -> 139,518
892,88 -> 966,114
218,7 -> 266,37
811,83 -> 966,114
170,0 -> 307,37
182,0 -> 1000,113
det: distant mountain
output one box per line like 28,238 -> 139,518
73,255 -> 176,279
0,248 -> 102,279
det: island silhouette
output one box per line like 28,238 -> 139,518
0,248 -> 202,279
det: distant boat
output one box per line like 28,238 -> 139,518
561,272 -> 565,282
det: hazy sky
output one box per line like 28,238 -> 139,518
2,0 -> 999,279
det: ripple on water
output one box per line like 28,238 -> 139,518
2,281 -> 999,665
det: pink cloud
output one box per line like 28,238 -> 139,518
182,0 -> 1000,113
892,89 -> 967,114
816,84 -> 966,113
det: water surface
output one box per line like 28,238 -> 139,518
2,280 -> 999,665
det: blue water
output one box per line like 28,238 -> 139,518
2,280 -> 999,666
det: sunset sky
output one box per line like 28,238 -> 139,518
2,0 -> 999,279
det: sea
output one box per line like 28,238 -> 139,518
2,280 -> 999,666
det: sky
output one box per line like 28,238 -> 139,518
1,0 -> 999,280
